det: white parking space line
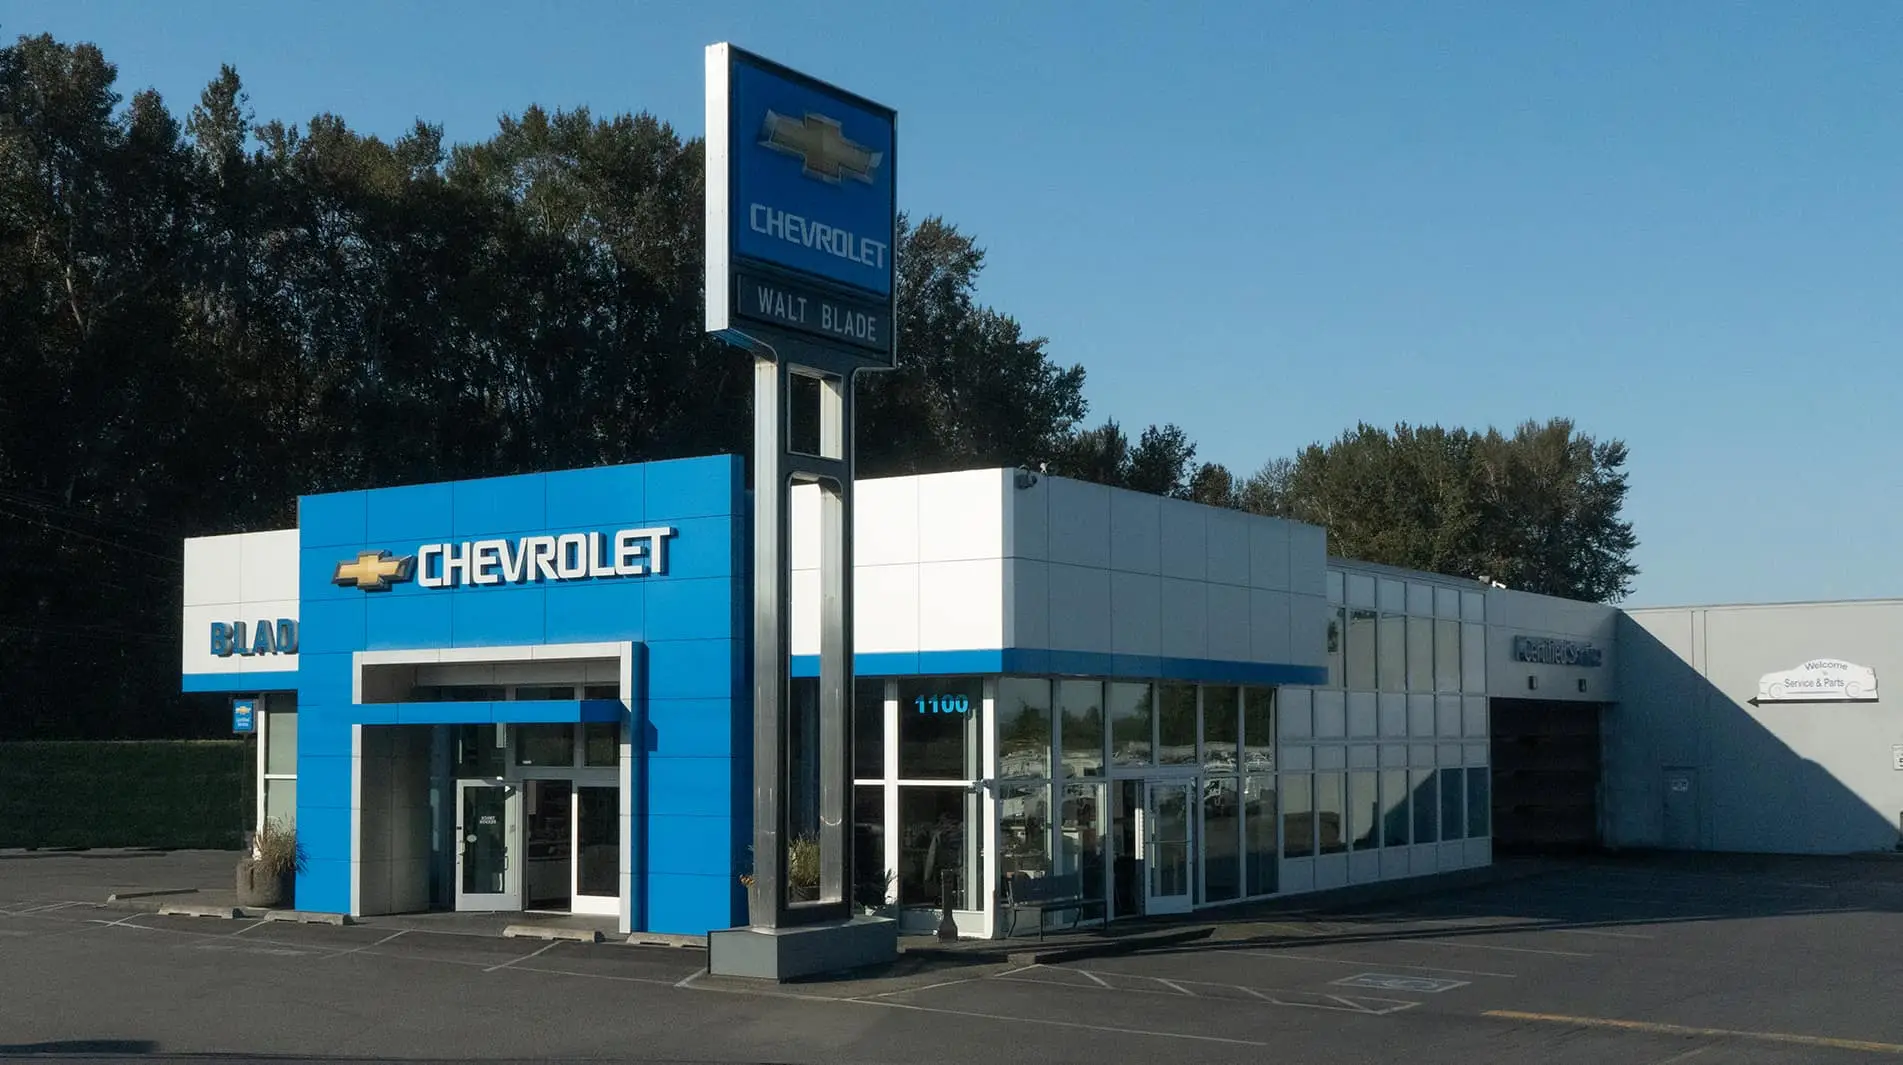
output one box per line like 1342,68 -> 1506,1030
995,966 -> 1420,1016
1238,950 -> 1517,978
482,940 -> 562,973
1403,939 -> 1592,958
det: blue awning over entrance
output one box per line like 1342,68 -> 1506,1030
371,699 -> 625,725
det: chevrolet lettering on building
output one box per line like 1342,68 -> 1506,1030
417,527 -> 676,589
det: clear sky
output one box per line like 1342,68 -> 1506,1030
10,1 -> 1901,607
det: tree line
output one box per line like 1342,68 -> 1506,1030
0,34 -> 1636,738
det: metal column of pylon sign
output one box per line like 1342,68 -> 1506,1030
702,42 -> 899,981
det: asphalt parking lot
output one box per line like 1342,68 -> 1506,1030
6,851 -> 1903,1063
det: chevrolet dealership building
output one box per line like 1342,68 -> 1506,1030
182,457 -> 1898,938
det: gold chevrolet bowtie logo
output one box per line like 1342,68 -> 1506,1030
760,110 -> 882,185
332,550 -> 415,592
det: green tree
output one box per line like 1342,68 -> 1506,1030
1241,418 -> 1639,602
1049,418 -> 1203,497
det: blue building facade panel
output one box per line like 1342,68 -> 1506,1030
277,455 -> 748,934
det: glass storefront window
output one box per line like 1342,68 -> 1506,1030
1202,686 -> 1239,773
1108,681 -> 1154,767
1413,767 -> 1439,843
1348,771 -> 1379,849
1203,777 -> 1240,902
515,723 -> 575,767
897,677 -> 983,780
1466,767 -> 1491,839
853,785 -> 888,908
1058,782 -> 1106,903
1157,682 -> 1197,766
1406,617 -> 1433,692
1381,768 -> 1410,847
1315,772 -> 1346,855
1326,607 -> 1345,688
897,785 -> 979,909
854,677 -> 886,781
1281,773 -> 1313,858
264,705 -> 297,775
263,778 -> 297,827
1058,680 -> 1105,778
997,678 -> 1053,780
1378,614 -> 1406,693
582,722 -> 618,767
1241,687 -> 1275,775
1346,609 -> 1377,690
1243,776 -> 1277,895
1440,767 -> 1465,840
1434,619 -> 1461,693
1462,623 -> 1487,693
454,724 -> 505,777
999,781 -> 1052,876
514,685 -> 574,701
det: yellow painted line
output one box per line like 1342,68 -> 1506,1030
1484,1010 -> 1903,1055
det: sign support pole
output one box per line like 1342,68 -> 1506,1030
748,346 -> 857,931
703,40 -> 898,979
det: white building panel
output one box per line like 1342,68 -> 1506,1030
854,475 -> 919,567
916,469 -> 1004,563
854,564 -> 921,654
1204,507 -> 1251,587
1109,571 -> 1163,657
1046,562 -> 1112,652
1248,520 -> 1291,591
1249,589 -> 1292,663
1108,490 -> 1161,576
1003,558 -> 1049,650
1158,577 -> 1208,660
917,559 -> 1004,651
1158,499 -> 1207,582
1045,476 -> 1111,570
181,529 -> 299,676
1287,523 -> 1328,597
1204,583 -> 1252,662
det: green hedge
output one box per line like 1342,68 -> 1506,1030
0,741 -> 249,849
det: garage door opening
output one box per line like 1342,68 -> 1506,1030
1490,699 -> 1605,855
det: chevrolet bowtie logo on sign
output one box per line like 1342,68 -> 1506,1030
760,110 -> 882,185
332,550 -> 416,592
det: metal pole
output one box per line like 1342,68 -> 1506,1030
750,356 -> 786,927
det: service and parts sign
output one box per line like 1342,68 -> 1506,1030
705,42 -> 896,364
1755,659 -> 1879,704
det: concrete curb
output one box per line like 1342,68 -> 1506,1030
624,932 -> 707,949
105,888 -> 199,902
1004,926 -> 1216,966
262,910 -> 351,926
158,904 -> 239,920
504,924 -> 603,943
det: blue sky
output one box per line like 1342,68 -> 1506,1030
11,1 -> 1900,607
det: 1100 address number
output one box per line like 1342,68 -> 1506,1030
915,694 -> 971,715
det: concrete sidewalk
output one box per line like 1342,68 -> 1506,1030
4,846 -> 1577,962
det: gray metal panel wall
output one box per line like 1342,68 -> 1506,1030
1613,601 -> 1903,854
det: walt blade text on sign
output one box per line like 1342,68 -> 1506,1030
736,271 -> 890,354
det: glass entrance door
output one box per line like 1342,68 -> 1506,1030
455,780 -> 520,910
1145,780 -> 1194,915
571,785 -> 620,916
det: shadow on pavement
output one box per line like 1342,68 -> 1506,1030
1132,851 -> 1903,960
